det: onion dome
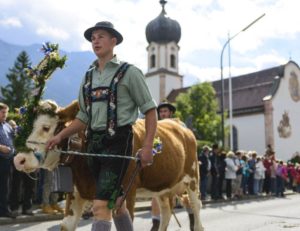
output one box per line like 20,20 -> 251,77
146,0 -> 181,44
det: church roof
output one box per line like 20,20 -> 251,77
167,63 -> 286,115
145,1 -> 181,44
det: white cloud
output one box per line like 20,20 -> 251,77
0,0 -> 15,6
0,17 -> 22,28
181,62 -> 220,82
36,26 -> 69,40
1,0 -> 300,85
251,52 -> 289,69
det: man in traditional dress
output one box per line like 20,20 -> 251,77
46,21 -> 157,231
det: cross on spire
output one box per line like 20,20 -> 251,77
160,0 -> 167,11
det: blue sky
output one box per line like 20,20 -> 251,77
1,0 -> 300,86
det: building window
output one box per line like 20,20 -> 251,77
170,54 -> 176,68
150,54 -> 156,68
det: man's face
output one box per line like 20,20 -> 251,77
91,29 -> 116,58
213,147 -> 219,153
0,108 -> 8,123
159,107 -> 173,119
203,149 -> 210,155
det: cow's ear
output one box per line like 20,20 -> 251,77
57,100 -> 80,123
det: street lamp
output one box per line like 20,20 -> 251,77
220,13 -> 265,149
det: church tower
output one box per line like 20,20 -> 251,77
145,0 -> 182,104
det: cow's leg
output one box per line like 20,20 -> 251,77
186,186 -> 204,231
61,188 -> 88,231
157,195 -> 172,231
64,193 -> 72,216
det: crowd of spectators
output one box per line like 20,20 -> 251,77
198,144 -> 300,201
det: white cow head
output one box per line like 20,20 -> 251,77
14,100 -> 79,172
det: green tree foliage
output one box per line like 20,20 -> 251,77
175,82 -> 222,143
1,51 -> 33,110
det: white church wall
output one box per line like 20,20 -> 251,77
165,75 -> 181,99
159,45 -> 167,68
232,113 -> 266,155
272,62 -> 300,161
146,76 -> 160,105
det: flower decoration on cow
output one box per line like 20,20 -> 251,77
14,42 -> 67,152
152,137 -> 162,154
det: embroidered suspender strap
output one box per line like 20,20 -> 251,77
90,87 -> 110,102
83,65 -> 96,137
106,62 -> 131,137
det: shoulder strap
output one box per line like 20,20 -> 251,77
83,65 -> 95,136
106,62 -> 131,137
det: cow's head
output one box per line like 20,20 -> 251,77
14,100 -> 79,172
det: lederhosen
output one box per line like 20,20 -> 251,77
83,62 -> 132,206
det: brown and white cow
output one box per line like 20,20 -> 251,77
14,100 -> 204,231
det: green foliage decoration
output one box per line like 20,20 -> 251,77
14,42 -> 67,152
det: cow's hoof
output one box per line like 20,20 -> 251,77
150,218 -> 160,231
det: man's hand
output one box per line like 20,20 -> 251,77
45,134 -> 62,151
0,145 -> 11,154
139,146 -> 153,168
45,119 -> 86,152
141,108 -> 157,168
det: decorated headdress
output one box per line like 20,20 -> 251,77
14,42 -> 67,152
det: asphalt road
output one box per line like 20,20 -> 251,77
1,194 -> 300,231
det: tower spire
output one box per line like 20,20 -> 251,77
160,0 -> 167,14
145,0 -> 182,104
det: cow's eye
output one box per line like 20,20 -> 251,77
43,126 -> 50,132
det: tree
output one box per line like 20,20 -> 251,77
1,51 -> 33,110
175,82 -> 222,143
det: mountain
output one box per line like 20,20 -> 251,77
0,39 -> 95,106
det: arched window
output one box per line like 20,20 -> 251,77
150,54 -> 156,68
170,54 -> 176,68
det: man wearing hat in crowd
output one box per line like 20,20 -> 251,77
156,101 -> 176,120
151,101 -> 195,231
150,101 -> 175,231
46,21 -> 157,231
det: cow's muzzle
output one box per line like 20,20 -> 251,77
14,152 -> 40,173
